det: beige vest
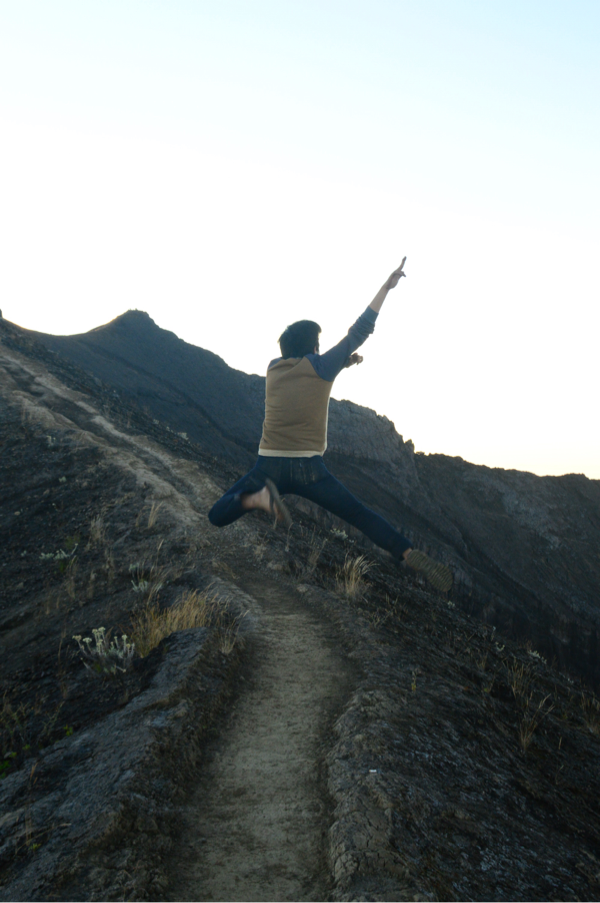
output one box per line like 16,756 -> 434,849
258,357 -> 333,457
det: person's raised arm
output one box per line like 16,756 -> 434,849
311,258 -> 407,379
369,257 -> 406,313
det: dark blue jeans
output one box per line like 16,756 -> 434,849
208,455 -> 411,560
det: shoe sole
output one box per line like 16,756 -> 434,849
265,478 -> 292,530
405,550 -> 453,592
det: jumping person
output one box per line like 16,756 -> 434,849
208,260 -> 452,592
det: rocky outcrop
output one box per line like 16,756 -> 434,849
0,630 -> 203,901
8,313 -> 600,688
415,454 -> 600,683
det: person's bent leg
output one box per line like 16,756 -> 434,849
240,479 -> 292,528
208,459 -> 291,528
208,464 -> 268,527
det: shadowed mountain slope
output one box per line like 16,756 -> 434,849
16,310 -> 600,689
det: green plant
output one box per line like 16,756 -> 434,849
129,561 -> 165,599
73,628 -> 135,676
1,695 -> 64,772
1,696 -> 31,755
1,751 -> 17,779
40,546 -> 78,563
63,534 -> 81,551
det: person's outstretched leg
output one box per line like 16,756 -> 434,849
294,459 -> 452,591
299,468 -> 411,557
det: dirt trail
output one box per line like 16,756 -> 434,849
167,579 -> 353,902
1,341 -> 355,900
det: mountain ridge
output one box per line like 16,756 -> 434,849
6,312 -> 600,689
1,314 -> 600,900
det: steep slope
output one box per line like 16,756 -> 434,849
10,312 -> 600,689
30,310 -> 264,469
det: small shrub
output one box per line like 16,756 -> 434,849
40,546 -> 77,565
129,561 -> 166,599
73,628 -> 135,677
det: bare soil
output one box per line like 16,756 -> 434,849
168,578 -> 352,902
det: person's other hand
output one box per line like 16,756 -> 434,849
345,353 -> 364,368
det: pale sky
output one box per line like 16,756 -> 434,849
1,0 -> 599,479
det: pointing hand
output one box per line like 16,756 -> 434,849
385,257 -> 407,290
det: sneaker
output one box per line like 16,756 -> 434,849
405,550 -> 453,592
265,478 -> 292,530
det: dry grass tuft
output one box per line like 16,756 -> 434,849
147,501 -> 163,529
335,553 -> 373,601
131,589 -> 243,657
300,528 -> 328,580
63,558 -> 77,602
508,659 -> 532,699
581,692 -> 600,735
86,515 -> 105,549
519,693 -> 554,752
135,501 -> 164,530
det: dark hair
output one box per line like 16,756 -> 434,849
278,319 -> 321,359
